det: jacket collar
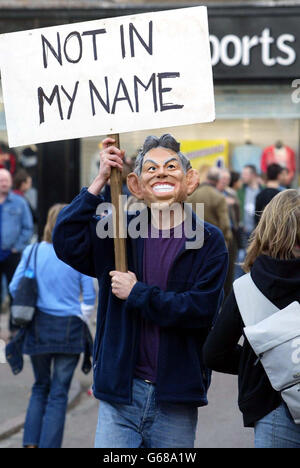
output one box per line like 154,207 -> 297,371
127,202 -> 211,244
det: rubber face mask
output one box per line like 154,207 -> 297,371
127,147 -> 199,207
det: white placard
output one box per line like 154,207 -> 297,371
0,6 -> 215,147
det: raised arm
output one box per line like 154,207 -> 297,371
53,138 -> 125,277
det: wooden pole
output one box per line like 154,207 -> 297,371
108,133 -> 128,272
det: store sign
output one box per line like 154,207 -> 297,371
209,15 -> 300,79
180,139 -> 229,169
0,6 -> 214,147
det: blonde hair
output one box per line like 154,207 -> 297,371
243,189 -> 300,272
43,203 -> 67,243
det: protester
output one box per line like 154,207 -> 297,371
254,163 -> 283,225
53,134 -> 228,448
187,166 -> 232,246
101,157 -> 134,202
7,203 -> 96,449
0,169 -> 33,332
203,189 -> 300,448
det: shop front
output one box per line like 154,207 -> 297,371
80,5 -> 300,190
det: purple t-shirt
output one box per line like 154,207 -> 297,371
134,223 -> 186,383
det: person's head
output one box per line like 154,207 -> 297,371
243,189 -> 300,271
127,134 -> 199,206
217,168 -> 231,192
13,169 -> 32,193
43,203 -> 67,243
266,163 -> 283,182
206,167 -> 221,187
0,143 -> 11,165
198,164 -> 210,184
0,168 -> 12,196
278,167 -> 290,187
241,165 -> 258,185
230,171 -> 242,191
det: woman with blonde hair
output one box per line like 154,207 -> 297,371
8,204 -> 96,448
203,189 -> 300,448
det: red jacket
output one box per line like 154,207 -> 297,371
261,145 -> 295,181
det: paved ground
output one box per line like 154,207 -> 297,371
0,307 -> 254,449
0,366 -> 254,448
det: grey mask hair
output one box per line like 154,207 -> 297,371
134,134 -> 192,176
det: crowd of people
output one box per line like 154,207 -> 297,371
1,134 -> 299,449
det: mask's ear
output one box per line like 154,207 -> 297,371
186,168 -> 199,195
127,172 -> 144,199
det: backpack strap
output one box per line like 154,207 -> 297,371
33,243 -> 39,273
233,273 -> 279,326
25,243 -> 37,269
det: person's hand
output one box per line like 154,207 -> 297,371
109,270 -> 137,300
88,138 -> 125,195
99,138 -> 125,183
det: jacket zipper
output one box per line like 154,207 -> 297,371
156,229 -> 212,398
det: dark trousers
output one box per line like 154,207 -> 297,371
0,252 -> 21,330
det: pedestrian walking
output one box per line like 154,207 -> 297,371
203,189 -> 300,448
7,203 -> 96,448
53,134 -> 228,448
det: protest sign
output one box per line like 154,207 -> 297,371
0,6 -> 214,147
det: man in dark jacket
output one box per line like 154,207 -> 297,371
53,134 -> 228,448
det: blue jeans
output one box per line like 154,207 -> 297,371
23,353 -> 79,448
254,403 -> 300,448
94,378 -> 198,448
